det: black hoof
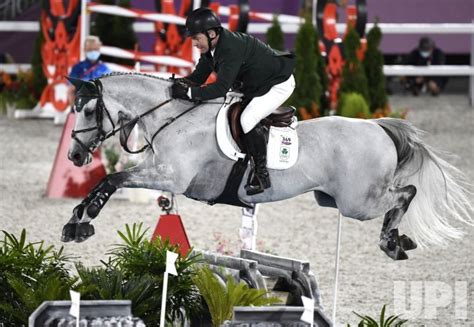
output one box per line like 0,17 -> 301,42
75,223 -> 95,243
385,246 -> 408,261
380,240 -> 409,261
399,234 -> 417,251
61,223 -> 77,242
395,246 -> 409,260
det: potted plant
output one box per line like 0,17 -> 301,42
347,305 -> 408,326
0,71 -> 37,117
193,266 -> 280,326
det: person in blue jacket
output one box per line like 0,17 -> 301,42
68,35 -> 110,103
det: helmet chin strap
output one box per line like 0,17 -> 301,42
205,30 -> 217,54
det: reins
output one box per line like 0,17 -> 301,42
71,79 -> 205,155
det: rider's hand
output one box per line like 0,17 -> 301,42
171,82 -> 190,100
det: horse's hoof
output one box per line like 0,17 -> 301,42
399,234 -> 417,251
395,247 -> 409,260
380,241 -> 409,261
386,246 -> 409,260
74,223 -> 95,242
61,223 -> 77,242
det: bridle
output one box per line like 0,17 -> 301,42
71,79 -> 200,155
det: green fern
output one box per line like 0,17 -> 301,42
348,305 -> 408,327
0,229 -> 73,325
77,223 -> 202,325
193,266 -> 280,326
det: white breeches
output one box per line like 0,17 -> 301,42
240,74 -> 295,134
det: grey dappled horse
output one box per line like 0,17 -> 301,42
63,73 -> 472,260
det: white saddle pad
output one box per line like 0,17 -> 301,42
216,96 -> 298,170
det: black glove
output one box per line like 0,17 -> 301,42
171,81 -> 190,100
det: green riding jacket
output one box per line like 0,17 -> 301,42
186,28 -> 295,101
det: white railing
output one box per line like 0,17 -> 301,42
2,21 -> 473,34
1,19 -> 472,104
383,65 -> 474,76
0,63 -> 31,74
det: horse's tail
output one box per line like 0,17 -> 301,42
374,117 -> 473,248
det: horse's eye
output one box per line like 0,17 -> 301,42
84,107 -> 95,117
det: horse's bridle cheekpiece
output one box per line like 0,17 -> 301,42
66,76 -> 200,155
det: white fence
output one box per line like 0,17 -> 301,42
1,20 -> 473,104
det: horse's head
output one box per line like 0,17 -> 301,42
67,77 -> 116,167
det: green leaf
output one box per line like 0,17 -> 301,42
193,266 -> 280,327
351,305 -> 409,327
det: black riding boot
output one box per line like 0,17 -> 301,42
243,124 -> 271,195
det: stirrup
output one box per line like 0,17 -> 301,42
245,170 -> 271,196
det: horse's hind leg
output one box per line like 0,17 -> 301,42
379,185 -> 417,260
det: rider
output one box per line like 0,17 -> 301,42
171,7 -> 296,195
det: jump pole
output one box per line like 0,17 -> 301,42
332,211 -> 343,325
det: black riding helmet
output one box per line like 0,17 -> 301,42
185,7 -> 222,36
185,7 -> 222,51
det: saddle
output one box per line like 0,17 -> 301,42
228,102 -> 296,150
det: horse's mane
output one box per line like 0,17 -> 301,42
100,71 -> 171,83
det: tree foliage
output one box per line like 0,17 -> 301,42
338,25 -> 370,111
266,15 -> 285,51
338,92 -> 370,118
364,20 -> 387,112
289,14 -> 322,119
30,26 -> 47,101
91,0 -> 138,65
315,31 -> 329,112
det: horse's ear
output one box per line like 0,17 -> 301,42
66,76 -> 98,95
65,76 -> 84,90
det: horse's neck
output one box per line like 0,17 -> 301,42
102,75 -> 170,116
101,74 -> 221,137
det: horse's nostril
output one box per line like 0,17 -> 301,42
73,153 -> 82,161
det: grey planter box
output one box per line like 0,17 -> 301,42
226,306 -> 332,327
28,300 -> 144,326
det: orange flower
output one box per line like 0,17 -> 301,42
299,107 -> 311,121
2,72 -> 12,87
310,102 -> 320,118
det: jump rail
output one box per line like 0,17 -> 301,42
1,21 -> 472,34
1,14 -> 472,104
383,65 -> 474,76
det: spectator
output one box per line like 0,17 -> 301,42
403,36 -> 447,96
68,35 -> 111,103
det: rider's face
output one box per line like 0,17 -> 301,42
191,33 -> 209,54
191,30 -> 218,54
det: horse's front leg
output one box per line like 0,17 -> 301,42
61,171 -> 128,242
61,155 -> 178,243
379,185 -> 417,260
